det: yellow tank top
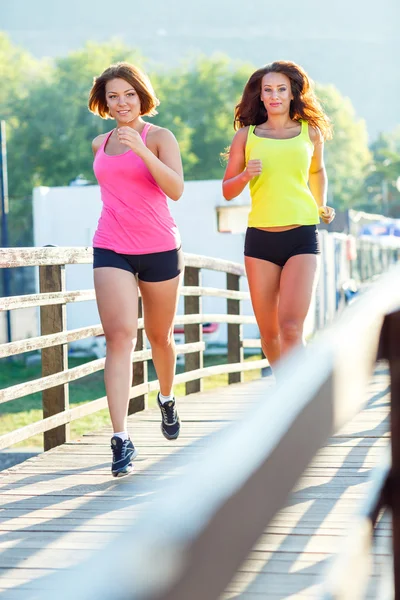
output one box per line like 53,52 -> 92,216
245,119 -> 319,227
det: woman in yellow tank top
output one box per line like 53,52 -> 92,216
223,61 -> 335,367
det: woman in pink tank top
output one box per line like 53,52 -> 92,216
88,62 -> 184,477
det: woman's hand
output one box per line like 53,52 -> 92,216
244,159 -> 263,182
117,127 -> 147,156
319,205 -> 335,224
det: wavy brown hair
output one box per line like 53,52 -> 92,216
234,61 -> 332,140
88,62 -> 160,119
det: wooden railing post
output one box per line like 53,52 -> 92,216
184,267 -> 203,394
39,263 -> 69,450
381,310 -> 400,599
368,241 -> 373,279
360,239 -> 367,282
130,296 -> 148,414
227,273 -> 243,384
356,239 -> 362,282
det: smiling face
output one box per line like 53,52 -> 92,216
105,78 -> 141,123
260,72 -> 293,116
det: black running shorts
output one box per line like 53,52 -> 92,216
244,225 -> 320,268
93,246 -> 184,282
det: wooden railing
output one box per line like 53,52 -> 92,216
0,247 -> 266,451
34,263 -> 400,600
356,235 -> 400,282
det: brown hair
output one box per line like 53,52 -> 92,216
234,61 -> 333,140
88,62 -> 160,119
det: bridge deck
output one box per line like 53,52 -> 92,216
222,366 -> 392,599
0,369 -> 391,599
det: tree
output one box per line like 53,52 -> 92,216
361,131 -> 400,217
0,33 -> 45,121
155,62 -> 373,205
9,40 -> 146,199
152,54 -> 254,180
0,34 -> 47,247
2,40 -> 384,250
316,84 -> 372,210
5,40 -> 147,247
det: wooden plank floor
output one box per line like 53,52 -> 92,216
0,367 -> 392,599
222,365 -> 392,599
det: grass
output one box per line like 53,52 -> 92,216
0,352 -> 264,450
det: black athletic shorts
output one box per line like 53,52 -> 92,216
244,225 -> 320,268
93,246 -> 184,282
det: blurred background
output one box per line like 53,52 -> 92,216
1,0 -> 400,251
1,0 -> 399,457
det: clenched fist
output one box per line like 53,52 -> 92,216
117,127 -> 147,156
319,205 -> 335,224
244,159 -> 263,182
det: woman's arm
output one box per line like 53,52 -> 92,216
308,125 -> 335,224
222,128 -> 262,200
117,126 -> 184,201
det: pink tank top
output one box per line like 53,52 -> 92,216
92,123 -> 181,254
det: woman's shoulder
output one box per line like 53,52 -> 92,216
224,127 -> 251,157
92,131 -> 112,153
232,126 -> 251,145
304,122 -> 323,144
147,123 -> 177,143
235,125 -> 251,136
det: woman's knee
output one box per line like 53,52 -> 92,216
259,325 -> 280,346
104,327 -> 137,351
279,319 -> 303,343
146,328 -> 175,350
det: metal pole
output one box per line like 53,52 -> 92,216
0,120 -> 12,343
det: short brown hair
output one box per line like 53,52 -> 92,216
88,62 -> 160,119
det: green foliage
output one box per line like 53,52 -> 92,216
3,38 -> 147,246
152,55 -> 253,180
0,33 -> 49,246
360,130 -> 400,216
1,34 -> 399,251
0,33 -> 46,120
316,84 -> 372,210
9,40 -> 146,198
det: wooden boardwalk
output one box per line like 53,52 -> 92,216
222,366 -> 393,599
0,368 -> 392,599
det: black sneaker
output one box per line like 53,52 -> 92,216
157,394 -> 180,440
110,436 -> 138,478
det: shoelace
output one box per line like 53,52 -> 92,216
161,403 -> 177,424
112,439 -> 131,460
